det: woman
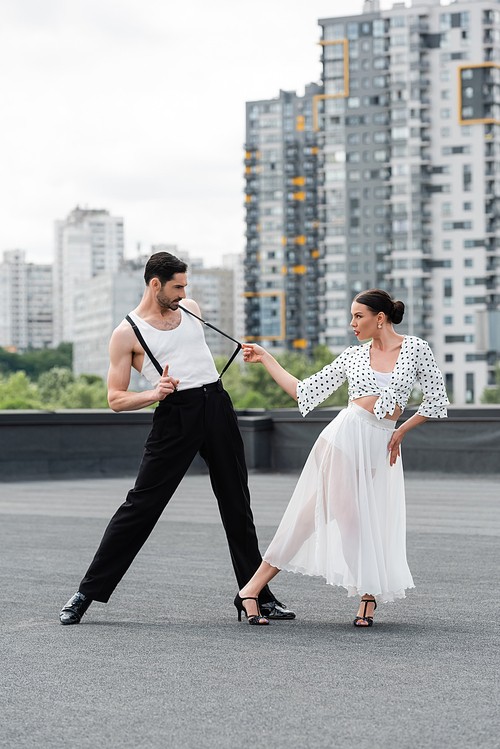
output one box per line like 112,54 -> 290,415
235,289 -> 449,627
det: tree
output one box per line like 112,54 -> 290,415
37,367 -> 109,409
0,343 -> 73,380
0,371 -> 42,409
481,365 -> 500,403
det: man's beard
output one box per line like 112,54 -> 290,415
157,289 -> 181,311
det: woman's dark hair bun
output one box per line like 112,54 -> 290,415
391,300 -> 405,325
354,288 -> 405,325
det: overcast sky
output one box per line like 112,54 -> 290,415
0,0 -> 400,267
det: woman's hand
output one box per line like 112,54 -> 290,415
242,343 -> 267,364
388,427 -> 404,467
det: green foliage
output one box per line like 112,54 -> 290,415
215,344 -> 348,410
481,364 -> 500,403
0,371 -> 42,409
0,366 -> 109,410
0,343 -> 72,380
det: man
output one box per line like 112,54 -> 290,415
60,252 -> 294,624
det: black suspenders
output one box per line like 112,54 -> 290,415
126,308 -> 242,380
125,315 -> 164,376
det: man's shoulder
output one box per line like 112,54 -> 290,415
111,318 -> 137,350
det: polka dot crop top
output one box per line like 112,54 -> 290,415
296,336 -> 449,420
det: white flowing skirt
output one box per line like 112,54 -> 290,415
263,403 -> 414,603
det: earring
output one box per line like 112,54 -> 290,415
377,324 -> 382,329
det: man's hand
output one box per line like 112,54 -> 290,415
242,343 -> 267,364
153,365 -> 179,401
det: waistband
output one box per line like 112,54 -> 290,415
158,378 -> 222,405
347,402 -> 396,431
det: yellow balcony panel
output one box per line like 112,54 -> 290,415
293,265 -> 307,275
296,115 -> 305,131
245,151 -> 252,159
245,195 -> 252,203
296,236 -> 306,245
245,166 -> 251,174
293,192 -> 305,201
293,339 -> 308,349
312,147 -> 318,155
256,151 -> 261,159
282,236 -> 287,245
292,176 -> 305,186
257,253 -> 261,261
311,249 -> 320,258
282,266 -> 288,275
257,223 -> 261,232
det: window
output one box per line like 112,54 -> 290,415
442,202 -> 452,215
443,240 -> 452,250
440,13 -> 451,30
465,372 -> 474,404
465,315 -> 474,324
324,22 -> 344,40
374,149 -> 388,162
350,78 -> 359,90
441,90 -> 450,100
464,258 -> 473,267
440,70 -> 451,82
349,244 -> 361,255
373,76 -> 387,88
392,126 -> 409,140
443,221 -> 472,230
363,132 -> 371,144
444,278 -> 453,306
444,316 -> 453,325
373,19 -> 385,37
347,22 -> 359,39
445,373 -> 454,398
347,97 -> 360,108
440,109 -> 451,119
463,164 -> 472,192
441,127 -> 451,137
349,171 -> 361,181
373,57 -> 387,70
462,125 -> 471,136
347,133 -> 360,145
347,151 -> 360,162
445,354 -> 454,363
374,131 -> 388,143
463,202 -> 472,211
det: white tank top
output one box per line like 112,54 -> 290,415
372,369 -> 392,389
128,308 -> 220,390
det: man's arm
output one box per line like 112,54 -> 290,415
107,322 -> 179,412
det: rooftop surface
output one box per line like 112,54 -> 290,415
1,472 -> 499,748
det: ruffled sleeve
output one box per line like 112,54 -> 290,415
296,349 -> 349,417
416,340 -> 449,418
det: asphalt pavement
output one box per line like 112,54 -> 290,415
0,472 -> 499,749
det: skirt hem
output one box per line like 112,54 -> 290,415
264,557 -> 415,604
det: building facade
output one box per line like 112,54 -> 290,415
244,84 -> 323,355
53,206 -> 124,345
0,250 -> 53,351
244,0 -> 500,404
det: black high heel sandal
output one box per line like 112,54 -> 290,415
353,597 -> 377,627
234,594 -> 269,625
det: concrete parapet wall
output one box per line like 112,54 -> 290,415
0,405 -> 499,481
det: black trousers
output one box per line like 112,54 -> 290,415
79,381 -> 274,604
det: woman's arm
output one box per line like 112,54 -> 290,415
242,344 -> 299,400
387,413 -> 428,467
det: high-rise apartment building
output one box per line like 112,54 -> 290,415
244,0 -> 500,404
0,250 -> 53,351
244,84 -> 323,355
53,206 -> 124,345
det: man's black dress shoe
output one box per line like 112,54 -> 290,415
59,591 -> 92,625
260,599 -> 296,619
